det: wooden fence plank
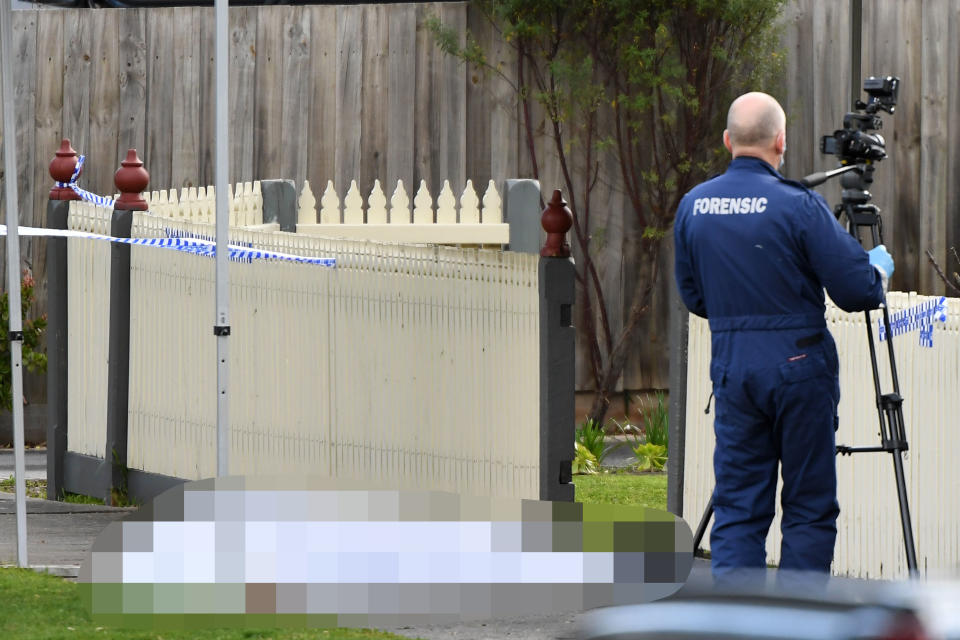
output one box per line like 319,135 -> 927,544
484,7 -> 518,186
386,4 -> 416,200
306,5 -> 337,217
360,3 -> 388,200
172,7 -> 202,190
890,1 -> 923,293
88,10 -> 119,195
280,6 -> 312,190
810,0 -> 850,210
145,8 -> 175,192
781,0 -> 815,187
465,4 -> 492,189
196,7 -> 215,187
118,10 -> 147,164
948,2 -> 960,266
335,5 -> 364,197
31,9 -> 64,318
414,3 -> 438,195
62,10 -> 93,175
919,0 -> 949,295
439,3 -> 466,195
10,10 -> 37,283
229,6 -> 257,185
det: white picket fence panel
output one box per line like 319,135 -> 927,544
65,203 -> 539,499
296,178 -> 509,245
683,292 -> 960,579
143,181 -> 270,228
65,201 -> 114,459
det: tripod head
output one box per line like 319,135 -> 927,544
801,76 -> 899,247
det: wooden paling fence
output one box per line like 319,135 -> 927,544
682,294 -> 960,578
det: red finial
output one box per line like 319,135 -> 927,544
49,139 -> 81,201
540,189 -> 573,258
113,149 -> 149,211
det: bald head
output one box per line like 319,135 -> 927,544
723,92 -> 787,167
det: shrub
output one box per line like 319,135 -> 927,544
575,419 -> 623,467
0,272 -> 47,411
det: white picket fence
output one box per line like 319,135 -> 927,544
135,177 -> 510,245
144,181 -> 270,229
683,293 -> 960,579
65,203 -> 112,459
296,178 -> 509,245
65,201 -> 540,500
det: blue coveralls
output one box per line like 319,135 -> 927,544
673,156 -> 884,576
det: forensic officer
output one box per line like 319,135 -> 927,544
674,92 -> 894,578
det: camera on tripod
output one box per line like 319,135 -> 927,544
820,76 -> 899,163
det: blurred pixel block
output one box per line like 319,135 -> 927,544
79,476 -> 693,629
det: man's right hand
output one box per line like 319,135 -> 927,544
868,244 -> 894,292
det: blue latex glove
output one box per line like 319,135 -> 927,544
868,244 -> 895,278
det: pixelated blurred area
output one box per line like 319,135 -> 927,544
78,476 -> 693,629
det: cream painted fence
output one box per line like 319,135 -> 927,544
137,177 -> 510,245
296,178 -> 509,245
66,201 -> 539,499
683,293 -> 960,579
65,202 -> 113,460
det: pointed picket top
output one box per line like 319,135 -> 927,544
205,185 -> 217,224
228,183 -> 239,226
178,187 -> 190,220
367,179 -> 388,224
390,180 -> 411,224
298,179 -> 317,225
459,180 -> 480,225
436,180 -> 456,224
320,180 -> 341,224
344,180 -> 364,224
413,180 -> 433,224
164,189 -> 177,219
252,181 -> 263,224
482,180 -> 502,224
196,186 -> 209,223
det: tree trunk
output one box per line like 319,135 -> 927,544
586,239 -> 662,426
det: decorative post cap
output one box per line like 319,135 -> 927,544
114,149 -> 149,211
49,138 -> 81,201
540,189 -> 573,258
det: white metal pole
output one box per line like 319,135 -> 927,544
214,0 -> 230,476
1,0 -> 29,567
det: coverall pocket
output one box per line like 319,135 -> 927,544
710,361 -> 727,386
777,353 -> 828,384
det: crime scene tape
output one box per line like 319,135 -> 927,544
55,155 -> 116,208
878,296 -> 947,348
0,225 -> 337,267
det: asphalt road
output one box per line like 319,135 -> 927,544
0,447 -> 47,481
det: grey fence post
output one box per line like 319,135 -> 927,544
667,271 -> 689,517
260,179 -> 297,232
45,139 -> 81,500
104,149 -> 149,503
539,189 -> 576,502
502,179 -> 542,254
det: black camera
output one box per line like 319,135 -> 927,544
820,76 -> 899,162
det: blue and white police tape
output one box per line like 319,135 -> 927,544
0,225 -> 336,267
54,155 -> 117,208
878,296 -> 947,348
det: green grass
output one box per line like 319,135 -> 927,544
573,471 -> 668,510
0,569 -> 421,640
0,475 -> 45,499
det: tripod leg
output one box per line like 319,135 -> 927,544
891,449 -> 919,574
693,496 -> 713,556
